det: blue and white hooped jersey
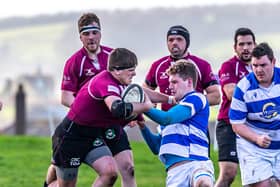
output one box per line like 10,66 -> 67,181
229,67 -> 280,149
159,91 -> 210,163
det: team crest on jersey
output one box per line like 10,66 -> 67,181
261,102 -> 279,119
105,129 -> 116,139
93,138 -> 103,146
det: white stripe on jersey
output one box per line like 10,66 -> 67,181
155,58 -> 169,86
108,85 -> 120,95
79,56 -> 86,77
190,143 -> 209,158
162,123 -> 189,136
231,97 -> 248,112
160,143 -> 190,158
244,83 -> 280,103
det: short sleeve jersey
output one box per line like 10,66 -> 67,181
61,45 -> 113,94
145,53 -> 218,111
229,67 -> 280,149
159,91 -> 210,163
67,71 -> 129,128
217,56 -> 251,123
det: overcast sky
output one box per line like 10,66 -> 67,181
1,0 -> 280,19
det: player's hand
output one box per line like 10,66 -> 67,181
137,120 -> 146,130
143,93 -> 154,109
256,134 -> 272,148
127,120 -> 138,128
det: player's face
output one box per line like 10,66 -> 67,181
80,22 -> 101,54
252,55 -> 275,87
167,35 -> 187,59
169,74 -> 192,100
234,35 -> 255,63
118,67 -> 137,85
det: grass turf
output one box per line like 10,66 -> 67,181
0,135 -> 242,187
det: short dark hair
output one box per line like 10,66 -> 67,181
108,48 -> 138,71
234,27 -> 255,46
167,59 -> 198,87
252,42 -> 274,62
78,13 -> 101,32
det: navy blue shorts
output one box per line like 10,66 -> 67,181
216,120 -> 238,163
52,117 -> 131,168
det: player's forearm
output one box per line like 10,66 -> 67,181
232,123 -> 258,144
144,105 -> 191,126
143,87 -> 170,103
205,85 -> 221,106
140,125 -> 161,155
206,91 -> 221,106
61,91 -> 75,108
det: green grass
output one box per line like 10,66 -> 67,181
0,135 -> 242,187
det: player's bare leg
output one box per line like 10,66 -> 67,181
114,150 -> 136,187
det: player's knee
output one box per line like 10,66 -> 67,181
108,174 -> 118,186
104,165 -> 118,179
221,167 -> 237,182
223,171 -> 236,183
128,166 -> 135,177
195,179 -> 213,187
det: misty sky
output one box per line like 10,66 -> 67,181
1,0 -> 280,19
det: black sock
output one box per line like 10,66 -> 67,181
43,181 -> 48,187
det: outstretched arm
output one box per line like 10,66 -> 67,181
143,87 -> 176,104
137,121 -> 161,155
144,104 -> 191,126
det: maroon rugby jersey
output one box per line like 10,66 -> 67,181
218,56 -> 251,123
145,53 -> 217,111
67,71 -> 130,128
61,45 -> 113,94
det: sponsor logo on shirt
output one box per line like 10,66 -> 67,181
220,73 -> 230,82
85,68 -> 96,76
63,75 -> 71,81
160,72 -> 169,79
108,85 -> 120,95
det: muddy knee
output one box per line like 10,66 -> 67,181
108,173 -> 118,186
128,166 -> 134,177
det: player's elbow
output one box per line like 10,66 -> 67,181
111,100 -> 133,119
61,98 -> 71,108
209,92 -> 221,106
231,124 -> 238,133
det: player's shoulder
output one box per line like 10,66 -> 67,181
65,48 -> 85,62
152,56 -> 170,65
222,56 -> 238,66
274,67 -> 280,77
219,56 -> 238,70
100,45 -> 114,54
183,91 -> 208,107
189,91 -> 207,101
188,53 -> 209,64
